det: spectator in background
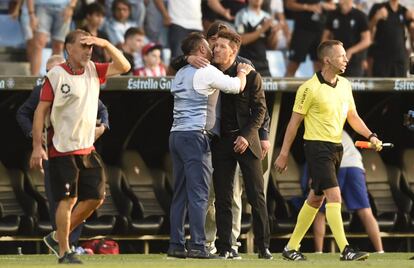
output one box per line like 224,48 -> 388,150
81,2 -> 110,63
322,0 -> 371,77
26,0 -> 76,75
234,0 -> 279,77
105,0 -> 137,48
203,0 -> 247,29
269,0 -> 291,50
144,0 -> 168,47
133,42 -> 166,76
302,131 -> 384,253
10,0 -> 35,66
121,27 -> 146,75
154,0 -> 203,58
284,0 -> 336,77
368,0 -> 414,77
105,0 -> 146,28
202,0 -> 219,31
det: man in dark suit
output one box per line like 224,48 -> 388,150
211,29 -> 272,259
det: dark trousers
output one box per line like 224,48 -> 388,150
168,24 -> 201,58
43,160 -> 83,245
372,58 -> 407,77
212,135 -> 270,252
168,131 -> 212,251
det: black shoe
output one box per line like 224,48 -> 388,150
231,248 -> 242,260
58,251 -> 83,264
282,246 -> 306,261
218,251 -> 231,259
258,248 -> 273,260
340,245 -> 369,261
187,249 -> 221,259
167,248 -> 187,259
43,231 -> 59,257
410,256 -> 414,260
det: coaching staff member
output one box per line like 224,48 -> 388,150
212,29 -> 272,259
168,32 -> 253,259
275,40 -> 382,261
30,29 -> 130,264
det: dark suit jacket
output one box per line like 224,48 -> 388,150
236,71 -> 267,159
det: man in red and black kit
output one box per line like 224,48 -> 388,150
30,29 -> 130,264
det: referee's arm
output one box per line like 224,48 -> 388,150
274,112 -> 304,173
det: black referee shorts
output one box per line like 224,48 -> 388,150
49,150 -> 106,202
304,140 -> 343,196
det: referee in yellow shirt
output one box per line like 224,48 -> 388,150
274,40 -> 382,261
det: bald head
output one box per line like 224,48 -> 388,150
46,55 -> 65,72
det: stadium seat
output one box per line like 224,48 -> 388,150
80,166 -> 122,237
266,50 -> 286,77
361,150 -> 408,231
0,62 -> 30,75
0,162 -> 36,235
268,149 -> 351,233
267,149 -> 306,233
120,150 -> 165,234
109,165 -> 163,235
23,165 -> 53,235
399,149 -> 414,228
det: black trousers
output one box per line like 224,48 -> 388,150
212,135 -> 270,252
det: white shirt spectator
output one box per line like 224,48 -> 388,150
169,0 -> 203,30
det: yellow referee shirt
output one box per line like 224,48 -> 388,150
293,72 -> 356,143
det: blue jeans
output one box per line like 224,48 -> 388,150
168,131 -> 212,251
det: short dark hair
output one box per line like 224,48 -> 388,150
206,21 -> 230,40
317,40 -> 343,61
181,32 -> 206,56
217,29 -> 241,50
124,27 -> 145,40
64,29 -> 91,49
85,2 -> 105,16
111,0 -> 131,14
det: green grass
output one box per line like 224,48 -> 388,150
2,253 -> 414,268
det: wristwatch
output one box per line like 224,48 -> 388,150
368,133 -> 378,140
